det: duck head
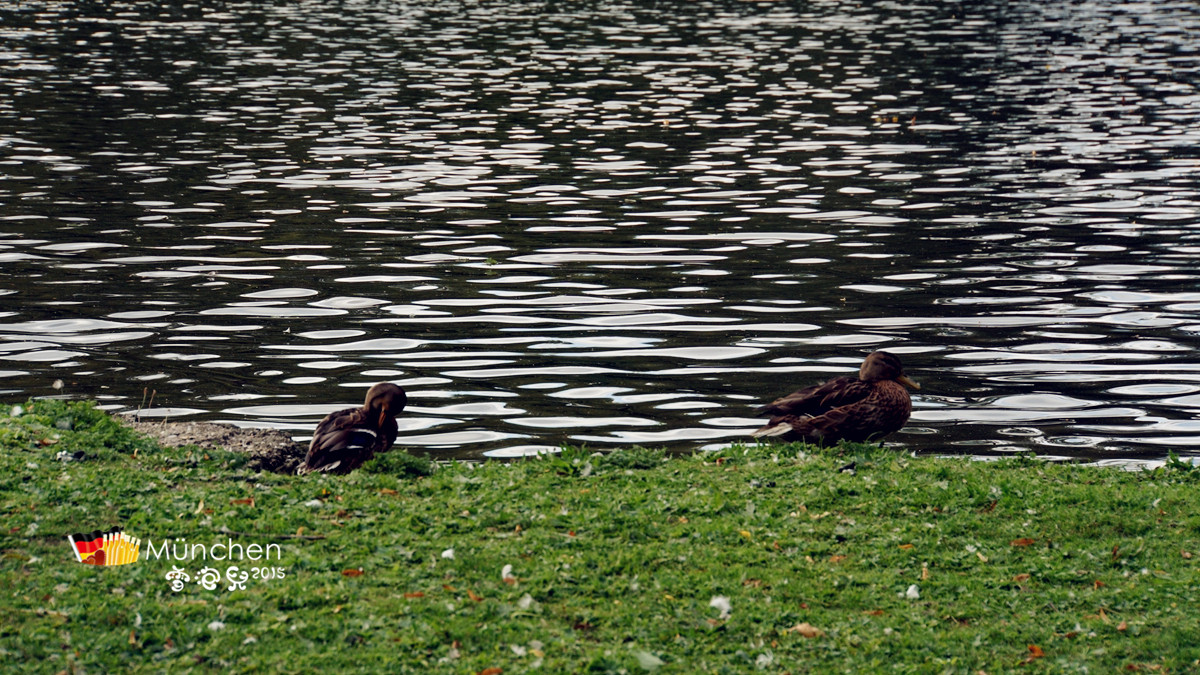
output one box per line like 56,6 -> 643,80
859,351 -> 920,390
363,382 -> 407,427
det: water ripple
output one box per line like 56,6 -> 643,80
2,0 -> 1199,463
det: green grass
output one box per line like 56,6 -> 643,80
2,399 -> 1199,673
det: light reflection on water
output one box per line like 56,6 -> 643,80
1,0 -> 1199,462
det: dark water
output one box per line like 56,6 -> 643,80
2,0 -> 1199,463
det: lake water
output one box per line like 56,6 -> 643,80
2,0 -> 1199,463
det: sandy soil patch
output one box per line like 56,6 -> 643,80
122,418 -> 306,474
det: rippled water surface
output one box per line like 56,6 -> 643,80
3,0 -> 1200,462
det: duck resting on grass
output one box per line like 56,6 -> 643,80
298,383 -> 406,475
752,351 -> 919,446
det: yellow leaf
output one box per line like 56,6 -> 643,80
785,622 -> 825,638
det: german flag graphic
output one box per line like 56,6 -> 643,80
68,528 -> 140,566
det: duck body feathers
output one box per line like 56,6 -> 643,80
752,352 -> 917,446
298,382 -> 406,475
755,377 -> 871,418
301,406 -> 398,474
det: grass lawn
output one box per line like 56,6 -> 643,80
2,399 -> 1199,673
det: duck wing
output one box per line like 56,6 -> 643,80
754,381 -> 912,445
301,407 -> 395,475
754,377 -> 872,417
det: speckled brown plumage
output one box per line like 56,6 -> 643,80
298,383 -> 406,475
753,351 -> 918,446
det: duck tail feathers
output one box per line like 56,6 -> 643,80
752,422 -> 793,439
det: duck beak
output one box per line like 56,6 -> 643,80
898,375 -> 920,390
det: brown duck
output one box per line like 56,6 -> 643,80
298,383 -> 406,475
752,351 -> 919,445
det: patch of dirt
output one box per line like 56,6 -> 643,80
122,418 -> 306,474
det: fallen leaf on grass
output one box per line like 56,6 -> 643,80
1011,537 -> 1035,547
468,589 -> 484,602
1112,544 -> 1120,560
379,488 -> 398,496
342,568 -> 363,577
403,592 -> 425,598
1117,620 -> 1128,631
829,555 -> 848,564
784,622 -> 825,638
633,650 -> 665,670
709,595 -> 732,619
1024,645 -> 1044,663
1014,573 -> 1031,582
478,668 -> 502,675
898,543 -> 914,550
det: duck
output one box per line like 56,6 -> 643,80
298,383 -> 407,475
752,351 -> 919,446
